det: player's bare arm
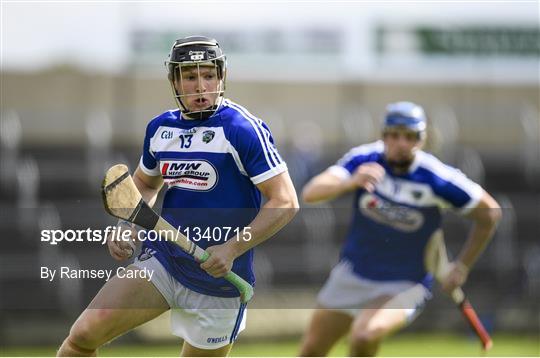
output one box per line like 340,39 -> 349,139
132,166 -> 164,205
302,162 -> 385,203
441,191 -> 502,293
106,167 -> 164,261
200,171 -> 299,278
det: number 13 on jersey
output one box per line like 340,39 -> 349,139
179,134 -> 193,148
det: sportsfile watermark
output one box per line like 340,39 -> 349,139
40,226 -> 253,246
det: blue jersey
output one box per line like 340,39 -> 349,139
329,141 -> 483,284
138,99 -> 287,297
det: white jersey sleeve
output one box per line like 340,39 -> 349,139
328,141 -> 384,180
419,152 -> 484,214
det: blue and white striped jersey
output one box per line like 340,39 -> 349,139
329,141 -> 483,285
138,99 -> 287,297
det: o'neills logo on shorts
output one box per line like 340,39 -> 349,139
160,159 -> 218,191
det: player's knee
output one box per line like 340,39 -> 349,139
68,323 -> 100,351
299,344 -> 327,357
59,335 -> 96,357
350,328 -> 383,348
68,309 -> 115,350
299,335 -> 328,356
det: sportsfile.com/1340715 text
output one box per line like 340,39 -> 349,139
40,226 -> 252,246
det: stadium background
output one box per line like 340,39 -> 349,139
1,2 -> 538,356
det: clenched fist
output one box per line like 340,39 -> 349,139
347,162 -> 386,192
441,261 -> 469,294
106,222 -> 138,261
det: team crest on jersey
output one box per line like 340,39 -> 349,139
160,159 -> 218,191
359,193 -> 424,232
202,130 -> 215,143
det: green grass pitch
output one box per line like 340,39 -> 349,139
1,333 -> 538,356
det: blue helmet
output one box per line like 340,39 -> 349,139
383,101 -> 427,133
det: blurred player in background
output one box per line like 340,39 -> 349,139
58,36 -> 298,357
298,101 -> 501,356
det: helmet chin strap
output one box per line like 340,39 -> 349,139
182,105 -> 217,120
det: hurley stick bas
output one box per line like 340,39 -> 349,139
424,229 -> 493,351
101,164 -> 254,303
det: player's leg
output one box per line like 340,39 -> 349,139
298,308 -> 353,356
57,264 -> 170,356
348,283 -> 429,357
299,261 -> 362,356
348,296 -> 408,357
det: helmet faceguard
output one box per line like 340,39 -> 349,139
383,101 -> 427,141
165,36 -> 227,120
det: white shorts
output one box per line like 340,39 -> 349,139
318,260 -> 431,322
133,253 -> 246,349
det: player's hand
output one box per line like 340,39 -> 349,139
106,223 -> 137,261
347,162 -> 385,192
441,261 -> 469,294
200,243 -> 236,278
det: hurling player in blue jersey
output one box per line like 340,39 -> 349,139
298,102 -> 501,357
58,36 -> 298,357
